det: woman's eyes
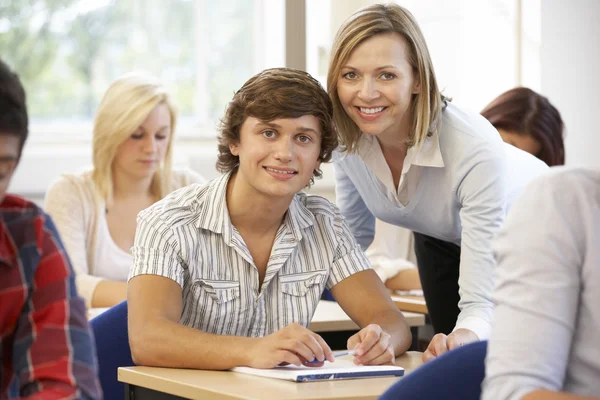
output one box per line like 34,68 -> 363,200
341,71 -> 396,80
130,133 -> 168,140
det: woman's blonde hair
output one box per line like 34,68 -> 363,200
327,3 -> 446,153
92,72 -> 177,205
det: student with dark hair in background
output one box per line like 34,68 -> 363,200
0,59 -> 102,399
481,86 -> 565,166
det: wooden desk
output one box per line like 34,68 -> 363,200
119,352 -> 424,400
309,300 -> 425,332
391,295 -> 428,315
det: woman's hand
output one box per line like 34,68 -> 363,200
423,328 -> 479,362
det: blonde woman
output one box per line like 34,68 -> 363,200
327,4 -> 548,361
45,73 -> 205,309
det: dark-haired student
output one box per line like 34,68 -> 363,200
481,86 -> 565,166
127,68 -> 412,370
0,59 -> 102,399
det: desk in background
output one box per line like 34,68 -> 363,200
310,300 -> 425,332
391,295 -> 428,315
119,352 -> 424,400
311,300 -> 424,351
88,301 -> 426,329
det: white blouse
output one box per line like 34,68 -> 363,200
44,168 -> 205,307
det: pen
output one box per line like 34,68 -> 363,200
333,349 -> 356,358
306,349 -> 356,364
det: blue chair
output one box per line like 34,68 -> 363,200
90,301 -> 134,400
321,288 -> 335,301
380,340 -> 488,400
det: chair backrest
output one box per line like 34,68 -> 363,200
380,340 -> 488,400
90,301 -> 134,400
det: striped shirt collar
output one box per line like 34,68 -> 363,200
194,172 -> 316,244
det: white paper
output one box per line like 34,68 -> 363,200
232,359 -> 404,382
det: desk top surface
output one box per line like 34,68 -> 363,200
119,352 -> 424,400
309,300 -> 425,332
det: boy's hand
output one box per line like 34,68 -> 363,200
245,323 -> 334,369
347,324 -> 395,365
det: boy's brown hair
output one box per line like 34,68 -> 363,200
217,68 -> 338,185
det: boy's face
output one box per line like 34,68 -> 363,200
0,134 -> 20,203
229,115 -> 322,200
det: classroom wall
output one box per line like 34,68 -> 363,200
540,0 -> 600,168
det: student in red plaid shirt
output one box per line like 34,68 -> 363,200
0,59 -> 102,399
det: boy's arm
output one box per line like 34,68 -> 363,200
13,216 -> 101,399
128,274 -> 335,369
331,269 -> 412,361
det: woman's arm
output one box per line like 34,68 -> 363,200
91,280 -> 127,308
482,171 -> 584,400
453,152 -> 507,340
333,157 -> 376,250
45,176 -> 103,308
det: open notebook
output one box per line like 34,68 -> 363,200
232,359 -> 404,382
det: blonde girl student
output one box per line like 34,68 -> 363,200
45,73 -> 204,308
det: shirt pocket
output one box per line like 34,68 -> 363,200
278,270 -> 327,329
194,278 -> 240,303
280,270 -> 327,297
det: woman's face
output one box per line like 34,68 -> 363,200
498,129 -> 542,157
336,32 -> 420,144
112,103 -> 171,181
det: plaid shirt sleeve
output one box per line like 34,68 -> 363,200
11,213 -> 102,400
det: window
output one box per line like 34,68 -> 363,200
0,0 -> 285,141
2,0 -> 538,141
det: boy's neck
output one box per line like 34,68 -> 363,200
225,171 -> 292,236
